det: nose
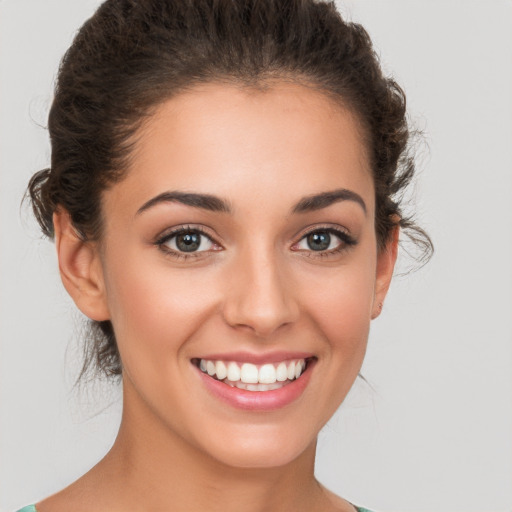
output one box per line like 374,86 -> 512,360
222,245 -> 300,338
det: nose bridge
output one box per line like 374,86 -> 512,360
222,238 -> 299,337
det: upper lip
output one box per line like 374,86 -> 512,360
193,351 -> 315,364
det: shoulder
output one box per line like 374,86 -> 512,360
15,503 -> 376,512
15,499 -> 376,512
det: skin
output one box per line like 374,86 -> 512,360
40,82 -> 398,512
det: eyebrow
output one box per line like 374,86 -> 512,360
136,191 -> 232,215
291,188 -> 367,215
136,188 -> 366,216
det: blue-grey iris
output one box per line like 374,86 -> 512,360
307,231 -> 330,251
176,232 -> 201,252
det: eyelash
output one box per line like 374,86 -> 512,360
154,225 -> 218,261
154,224 -> 357,261
294,227 -> 357,259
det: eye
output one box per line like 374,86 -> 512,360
167,230 -> 212,253
293,227 -> 356,255
155,226 -> 220,258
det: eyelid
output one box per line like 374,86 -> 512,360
291,224 -> 357,255
154,224 -> 223,259
155,225 -> 217,245
293,223 -> 352,240
153,222 -> 356,261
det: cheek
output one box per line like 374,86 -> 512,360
102,252 -> 218,365
102,236 -> 377,373
299,254 -> 377,351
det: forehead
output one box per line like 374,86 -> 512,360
107,81 -> 374,219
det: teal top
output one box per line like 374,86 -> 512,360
17,505 -> 374,512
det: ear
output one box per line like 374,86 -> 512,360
371,224 -> 399,320
53,210 -> 110,321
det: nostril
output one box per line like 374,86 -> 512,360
221,269 -> 300,337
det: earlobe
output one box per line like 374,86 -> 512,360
53,210 -> 110,321
371,224 -> 400,320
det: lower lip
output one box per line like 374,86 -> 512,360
195,361 -> 315,411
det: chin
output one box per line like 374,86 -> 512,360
193,423 -> 317,470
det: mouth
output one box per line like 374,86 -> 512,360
191,356 -> 315,392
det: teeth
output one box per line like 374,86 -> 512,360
225,381 -> 288,391
259,364 -> 276,384
197,358 -> 309,386
215,361 -> 227,380
276,362 -> 288,382
206,360 -> 216,376
294,361 -> 303,379
240,363 -> 259,384
287,361 -> 296,380
227,361 -> 241,381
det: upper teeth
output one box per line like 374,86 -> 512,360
198,359 -> 307,384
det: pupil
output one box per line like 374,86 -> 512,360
307,231 -> 330,251
176,232 -> 201,252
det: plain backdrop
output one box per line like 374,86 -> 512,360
1,1 -> 511,511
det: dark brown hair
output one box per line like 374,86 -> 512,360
27,0 -> 432,380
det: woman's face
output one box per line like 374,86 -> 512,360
88,82 -> 396,468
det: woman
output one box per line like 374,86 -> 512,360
19,0 -> 431,511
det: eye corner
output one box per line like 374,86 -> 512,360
153,224 -> 223,261
291,225 -> 358,257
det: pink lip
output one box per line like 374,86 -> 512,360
194,351 -> 314,364
194,358 -> 316,411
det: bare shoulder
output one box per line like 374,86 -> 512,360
35,464 -> 123,512
318,484 -> 361,512
35,481 -> 98,512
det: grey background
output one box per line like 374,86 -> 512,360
1,1 -> 511,511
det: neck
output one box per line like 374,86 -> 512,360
88,379 -> 331,512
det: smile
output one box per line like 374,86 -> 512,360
195,358 -> 308,391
